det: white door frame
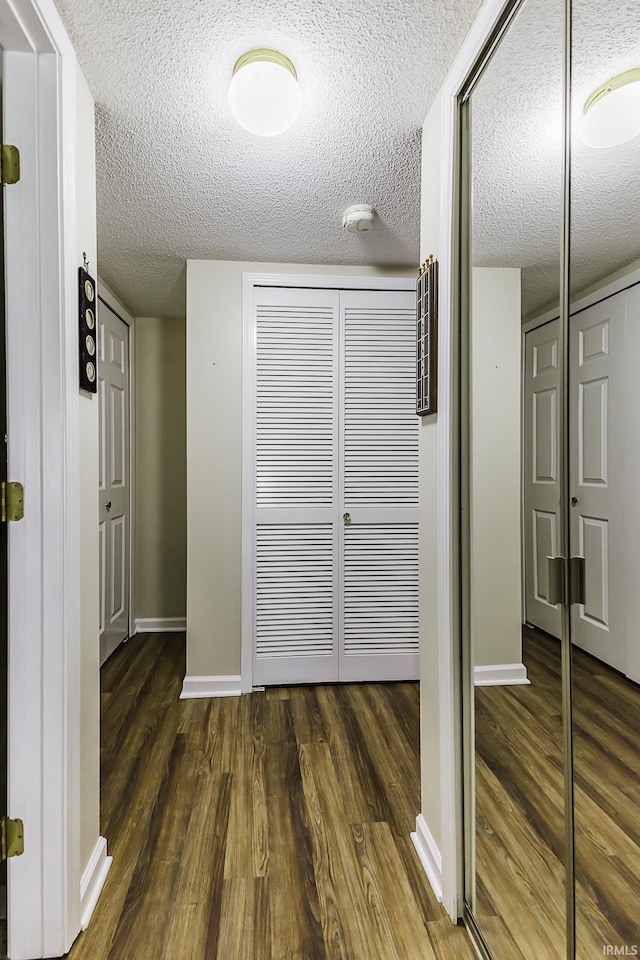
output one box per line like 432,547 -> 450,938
241,272 -> 415,694
97,281 -> 136,649
3,0 -> 83,956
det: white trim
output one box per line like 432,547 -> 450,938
241,271 -> 417,694
411,814 -> 443,903
134,617 -> 187,633
432,0 -> 518,922
241,275 -> 257,693
522,307 -> 559,334
80,837 -> 112,931
473,663 -> 530,686
524,261 -> 640,336
572,261 -> 640,314
180,675 -> 242,699
3,1 -> 85,955
97,278 -> 135,323
243,272 -> 416,291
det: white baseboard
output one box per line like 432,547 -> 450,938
474,662 -> 530,686
133,617 -> 186,634
180,675 -> 242,699
411,814 -> 443,903
80,836 -> 112,930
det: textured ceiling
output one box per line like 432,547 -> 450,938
54,0 -> 485,318
472,0 -> 640,319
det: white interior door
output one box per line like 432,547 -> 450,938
569,296 -> 625,673
622,285 -> 640,683
524,319 -> 563,637
339,289 -> 419,681
250,283 -> 418,686
98,300 -> 130,665
253,286 -> 340,686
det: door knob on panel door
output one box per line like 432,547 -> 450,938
105,500 -> 112,512
571,496 -> 580,506
343,512 -> 351,525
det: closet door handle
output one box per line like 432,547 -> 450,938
105,500 -> 112,512
547,556 -> 565,605
343,512 -> 351,525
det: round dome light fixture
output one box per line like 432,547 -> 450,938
581,68 -> 640,148
228,49 -> 302,137
342,204 -> 375,233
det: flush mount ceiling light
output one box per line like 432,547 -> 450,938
228,48 -> 302,137
581,68 -> 640,148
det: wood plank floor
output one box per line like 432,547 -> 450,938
66,634 -> 476,960
474,626 -> 640,960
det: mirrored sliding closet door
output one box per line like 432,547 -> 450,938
461,0 -> 570,957
462,0 -> 640,958
570,0 -> 640,955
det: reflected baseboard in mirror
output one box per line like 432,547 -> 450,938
474,626 -> 640,959
474,626 -> 565,960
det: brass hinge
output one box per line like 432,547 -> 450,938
1,481 -> 24,522
1,818 -> 24,860
1,145 -> 20,185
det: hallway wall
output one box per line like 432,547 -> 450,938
76,63 -> 100,875
470,267 -> 522,670
134,315 -> 187,621
185,260 -> 415,680
418,90 -> 444,856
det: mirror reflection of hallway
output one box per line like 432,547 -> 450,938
464,0 -> 640,956
571,0 -> 640,953
464,0 -> 567,955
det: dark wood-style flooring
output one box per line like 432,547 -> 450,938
66,634 -> 476,960
475,626 -> 640,960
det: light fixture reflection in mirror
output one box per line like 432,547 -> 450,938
581,67 -> 640,148
228,48 -> 302,137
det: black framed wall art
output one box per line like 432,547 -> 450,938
416,255 -> 438,416
78,264 -> 98,393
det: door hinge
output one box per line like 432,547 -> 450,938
1,481 -> 24,522
1,817 -> 24,860
1,145 -> 20,185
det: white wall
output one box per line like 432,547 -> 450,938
76,63 -> 101,878
470,268 -> 522,669
134,316 -> 187,621
418,92 -> 444,852
186,260 -> 414,680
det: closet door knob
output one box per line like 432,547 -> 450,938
105,500 -> 112,512
343,512 -> 351,525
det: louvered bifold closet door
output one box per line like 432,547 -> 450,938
253,286 -> 340,685
339,289 -> 419,681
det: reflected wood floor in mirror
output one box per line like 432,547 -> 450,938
66,633 -> 476,960
475,626 -> 640,960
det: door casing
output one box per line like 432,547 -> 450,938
3,1 -> 87,955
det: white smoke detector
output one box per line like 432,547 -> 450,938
342,204 -> 375,233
